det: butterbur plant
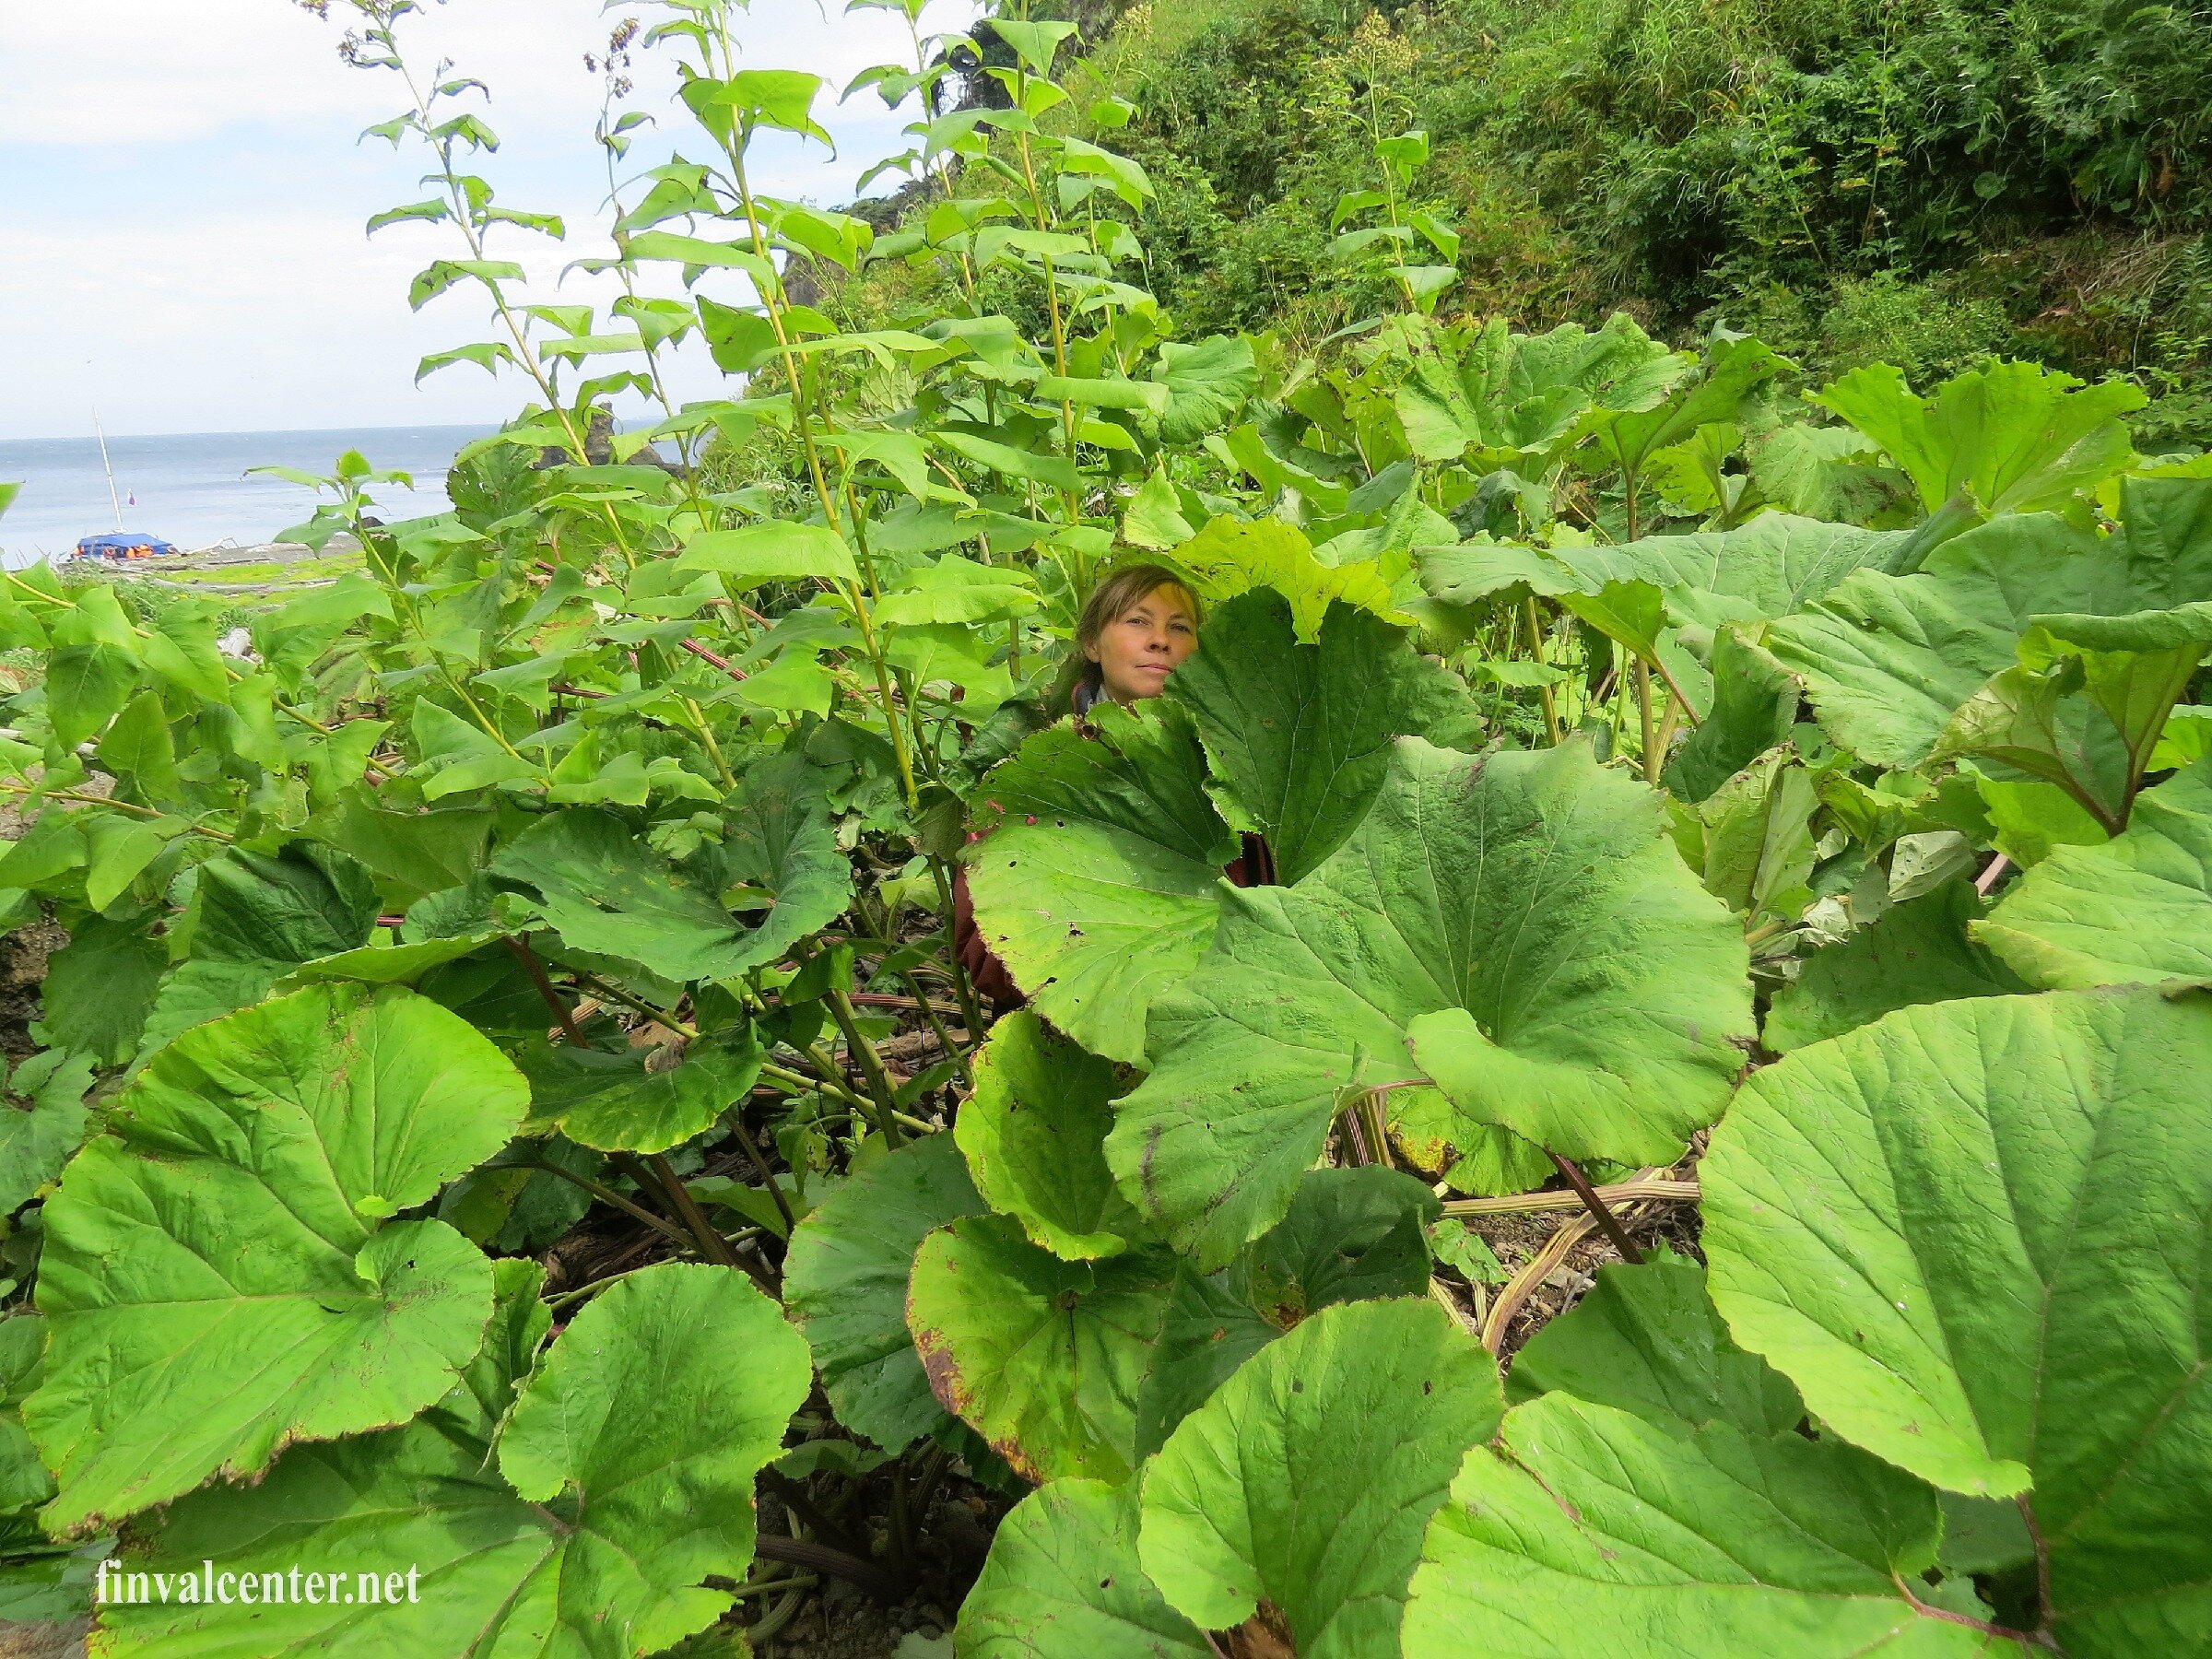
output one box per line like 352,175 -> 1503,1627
0,0 -> 2203,1653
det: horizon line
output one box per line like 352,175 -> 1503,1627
0,421 -> 501,447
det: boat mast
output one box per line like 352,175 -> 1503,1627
92,411 -> 124,532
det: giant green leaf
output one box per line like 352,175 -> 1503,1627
495,1262 -> 806,1640
1112,739 -> 1751,1266
1577,335 -> 1786,477
1403,1394 -> 1982,1658
0,1051 -> 94,1215
1765,880 -> 2030,1052
514,1030 -> 763,1153
312,790 -> 496,910
1166,592 -> 1479,885
1668,748 -> 1818,925
967,700 -> 1239,1065
957,1011 -> 1144,1261
1166,517 -> 1405,642
26,982 -> 526,1533
1814,358 -> 2143,520
97,1261 -> 810,1659
138,843 -> 379,1060
1153,335 -> 1258,446
1767,477 -> 2212,767
1972,753 -> 2212,989
1134,1166 -> 1441,1455
1500,1256 -> 1999,1633
784,1132 -> 982,1453
1929,602 -> 2212,825
909,1214 -> 1173,1485
267,930 -> 503,994
1132,1267 -> 1278,1465
1664,626 -> 1801,804
1703,987 -> 2212,1655
490,803 -> 829,984
1607,514 -> 1917,630
1395,312 -> 1686,465
37,913 -> 163,1067
1138,1298 -> 1501,1658
957,1477 -> 1209,1659
0,1315 -> 53,1516
1505,1253 -> 1805,1434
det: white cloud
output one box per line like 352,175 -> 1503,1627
0,0 -> 977,439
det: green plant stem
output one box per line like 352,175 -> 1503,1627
1645,653 -> 1703,730
904,969 -> 971,1088
714,120 -> 922,809
733,1573 -> 817,1600
1634,658 -> 1659,783
722,1109 -> 797,1238
0,783 -> 233,842
518,1158 -> 691,1249
543,1262 -> 655,1312
677,694 -> 737,789
506,936 -> 586,1043
1523,595 -> 1562,746
1010,113 -> 1084,522
822,987 -> 905,1147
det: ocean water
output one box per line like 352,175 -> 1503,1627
0,426 -> 493,567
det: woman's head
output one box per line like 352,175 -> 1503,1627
1077,565 -> 1201,706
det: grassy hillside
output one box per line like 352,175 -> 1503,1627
971,0 -> 2212,443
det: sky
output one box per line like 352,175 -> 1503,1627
0,0 -> 977,441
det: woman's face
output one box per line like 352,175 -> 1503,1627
1086,583 -> 1198,704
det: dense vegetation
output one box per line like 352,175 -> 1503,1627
971,0 -> 2212,449
0,0 -> 2206,1653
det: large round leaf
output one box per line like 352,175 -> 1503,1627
497,1263 -> 809,1644
1766,477 -> 2212,767
38,915 -> 162,1067
956,1477 -> 1209,1659
136,844 -> 379,1062
1165,592 -> 1478,886
0,1315 -> 53,1517
26,982 -> 526,1534
1135,1166 -> 1441,1456
1137,1297 -> 1501,1659
1167,518 -> 1403,641
1814,357 -> 2144,520
968,700 -> 1239,1064
1763,880 -> 2029,1053
1973,753 -> 2212,989
96,1262 -> 810,1659
1504,1254 -> 1805,1434
783,1131 -> 982,1453
1110,738 -> 1751,1266
957,1011 -> 1145,1261
0,1052 -> 95,1214
909,1215 -> 1172,1485
514,1030 -> 763,1154
1704,987 -> 2212,1655
1611,513 -> 1918,627
489,774 -> 849,985
1403,1394 -> 1982,1659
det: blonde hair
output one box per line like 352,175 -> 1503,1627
1072,564 -> 1201,708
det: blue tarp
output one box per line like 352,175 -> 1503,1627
76,533 -> 176,559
